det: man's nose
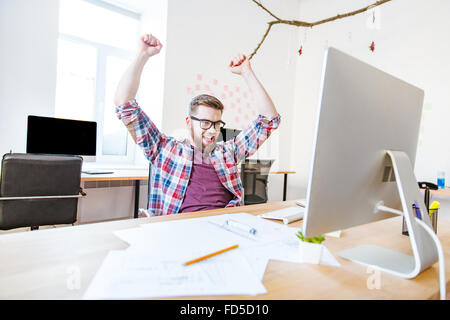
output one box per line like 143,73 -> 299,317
207,125 -> 219,133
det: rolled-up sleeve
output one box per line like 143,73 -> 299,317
228,113 -> 281,163
116,99 -> 165,162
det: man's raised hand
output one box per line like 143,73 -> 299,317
229,53 -> 252,76
140,34 -> 163,57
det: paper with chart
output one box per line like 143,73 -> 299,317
83,248 -> 266,299
84,217 -> 267,299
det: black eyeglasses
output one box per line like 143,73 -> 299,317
190,116 -> 226,130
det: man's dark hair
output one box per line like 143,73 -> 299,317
189,94 -> 224,115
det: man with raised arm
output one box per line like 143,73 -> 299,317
114,33 -> 280,216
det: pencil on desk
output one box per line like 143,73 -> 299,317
184,244 -> 239,266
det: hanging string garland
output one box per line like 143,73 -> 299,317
368,5 -> 376,53
249,0 -> 392,60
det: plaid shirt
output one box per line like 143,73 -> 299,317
116,99 -> 280,216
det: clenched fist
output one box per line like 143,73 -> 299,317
229,53 -> 252,76
140,34 -> 163,57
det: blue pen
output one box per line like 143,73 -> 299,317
413,201 -> 422,220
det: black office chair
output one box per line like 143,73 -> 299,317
0,153 -> 85,230
240,159 -> 274,205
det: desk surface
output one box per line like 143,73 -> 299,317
0,200 -> 449,299
81,169 -> 149,181
81,169 -> 296,182
430,187 -> 450,197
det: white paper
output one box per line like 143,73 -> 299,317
83,249 -> 266,300
132,218 -> 239,260
113,227 -> 141,245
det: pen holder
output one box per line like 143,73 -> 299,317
429,208 -> 439,234
402,207 -> 438,236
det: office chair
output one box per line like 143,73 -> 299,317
219,127 -> 241,142
0,153 -> 85,230
240,159 -> 274,205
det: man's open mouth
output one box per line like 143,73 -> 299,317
203,135 -> 215,145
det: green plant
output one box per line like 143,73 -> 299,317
296,231 -> 325,244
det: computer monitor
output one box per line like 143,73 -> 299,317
26,115 -> 97,162
302,47 -> 439,279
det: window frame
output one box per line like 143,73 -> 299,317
56,0 -> 141,164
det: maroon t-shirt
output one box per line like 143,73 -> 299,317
178,156 -> 234,213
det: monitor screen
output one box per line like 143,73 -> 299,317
26,115 -> 97,156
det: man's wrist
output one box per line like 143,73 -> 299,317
241,68 -> 255,80
136,51 -> 151,63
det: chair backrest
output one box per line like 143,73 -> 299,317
219,128 -> 241,142
0,153 -> 83,230
240,159 -> 274,204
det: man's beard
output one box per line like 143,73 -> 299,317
190,127 -> 216,159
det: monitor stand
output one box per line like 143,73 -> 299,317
338,150 -> 438,279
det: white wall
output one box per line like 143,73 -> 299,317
287,0 -> 450,200
0,0 -> 59,157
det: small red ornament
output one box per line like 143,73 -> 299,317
369,41 -> 375,52
298,45 -> 303,55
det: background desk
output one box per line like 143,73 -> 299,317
81,169 -> 296,218
82,169 -> 148,219
0,200 -> 448,299
430,187 -> 450,197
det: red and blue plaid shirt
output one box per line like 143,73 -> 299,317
116,99 -> 280,216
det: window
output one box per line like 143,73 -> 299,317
55,0 -> 140,163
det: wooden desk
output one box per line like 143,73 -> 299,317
0,200 -> 448,299
81,169 -> 296,218
81,169 -> 148,219
243,170 -> 296,201
430,187 -> 450,197
271,171 -> 295,201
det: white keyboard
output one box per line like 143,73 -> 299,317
82,170 -> 114,175
259,207 -> 305,224
295,199 -> 307,207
